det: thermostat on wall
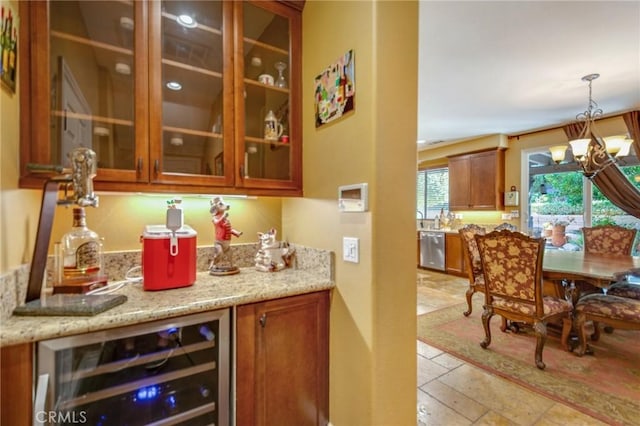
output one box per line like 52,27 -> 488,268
338,183 -> 368,212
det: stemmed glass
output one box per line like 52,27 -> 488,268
274,61 -> 287,88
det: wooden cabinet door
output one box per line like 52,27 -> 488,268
448,149 -> 505,211
237,291 -> 329,426
445,233 -> 466,276
469,150 -> 504,209
448,156 -> 471,210
1,343 -> 33,426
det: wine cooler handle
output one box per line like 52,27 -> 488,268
259,313 -> 267,327
33,373 -> 49,425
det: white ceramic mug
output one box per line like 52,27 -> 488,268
258,74 -> 274,86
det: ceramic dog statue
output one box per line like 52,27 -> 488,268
209,196 -> 243,275
254,228 -> 295,272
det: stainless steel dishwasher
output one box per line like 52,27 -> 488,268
419,231 -> 446,271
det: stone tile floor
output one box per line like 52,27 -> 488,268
416,269 -> 607,426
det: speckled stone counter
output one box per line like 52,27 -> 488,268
0,244 -> 334,347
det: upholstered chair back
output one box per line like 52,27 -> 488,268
459,224 -> 486,282
582,225 -> 637,256
475,230 -> 544,312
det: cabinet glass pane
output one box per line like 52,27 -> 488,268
50,1 -> 136,171
243,3 -> 291,181
161,1 -> 224,176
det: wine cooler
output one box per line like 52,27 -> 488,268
36,309 -> 230,425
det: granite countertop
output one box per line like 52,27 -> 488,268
1,267 -> 334,347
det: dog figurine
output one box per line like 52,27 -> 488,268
254,228 -> 295,272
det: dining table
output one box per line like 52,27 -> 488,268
543,249 -> 640,289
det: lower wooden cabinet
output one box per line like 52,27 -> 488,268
0,343 -> 33,426
445,233 -> 468,277
236,291 -> 330,426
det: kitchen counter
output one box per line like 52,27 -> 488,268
1,267 -> 334,347
0,243 -> 335,347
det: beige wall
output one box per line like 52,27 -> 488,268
286,1 -> 418,425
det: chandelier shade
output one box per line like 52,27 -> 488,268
549,145 -> 568,164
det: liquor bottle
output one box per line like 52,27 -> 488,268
60,207 -> 104,285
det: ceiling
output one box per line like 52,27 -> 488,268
417,1 -> 640,149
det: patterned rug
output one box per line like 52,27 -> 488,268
417,299 -> 640,426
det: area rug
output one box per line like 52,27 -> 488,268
417,299 -> 640,426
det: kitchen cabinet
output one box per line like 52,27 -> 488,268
448,149 -> 505,210
19,0 -> 302,196
0,343 -> 32,426
236,291 -> 329,426
445,232 -> 468,277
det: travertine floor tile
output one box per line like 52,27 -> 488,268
474,410 -> 519,425
533,403 -> 609,426
420,378 -> 488,422
431,351 -> 465,369
438,363 -> 554,425
417,338 -> 442,358
417,388 -> 471,426
417,353 -> 449,386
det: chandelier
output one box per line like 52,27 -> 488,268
548,73 -> 633,178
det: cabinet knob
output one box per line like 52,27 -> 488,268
259,313 -> 267,327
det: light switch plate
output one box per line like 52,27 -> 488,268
343,237 -> 359,263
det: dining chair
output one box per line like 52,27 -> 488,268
582,225 -> 638,336
582,225 -> 637,256
573,293 -> 640,356
475,230 -> 573,370
459,224 -> 486,317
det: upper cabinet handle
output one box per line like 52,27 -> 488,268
137,158 -> 143,174
154,159 -> 159,175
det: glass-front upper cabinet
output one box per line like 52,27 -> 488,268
46,1 -> 146,184
20,1 -> 302,195
149,0 -> 233,187
235,1 -> 301,191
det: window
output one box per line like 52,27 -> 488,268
417,167 -> 449,219
528,150 -> 640,253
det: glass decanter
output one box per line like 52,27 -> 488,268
274,61 -> 287,88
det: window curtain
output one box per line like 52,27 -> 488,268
563,110 -> 640,219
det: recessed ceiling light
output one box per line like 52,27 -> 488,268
166,81 -> 182,91
417,139 -> 426,144
176,14 -> 197,28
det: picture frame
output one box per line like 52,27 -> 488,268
0,4 -> 18,94
314,49 -> 355,128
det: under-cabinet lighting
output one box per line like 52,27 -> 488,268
177,14 -> 198,28
166,81 -> 182,91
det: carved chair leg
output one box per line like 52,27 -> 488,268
533,321 -> 547,370
500,316 -> 508,332
575,313 -> 589,357
480,306 -> 493,349
560,316 -> 572,352
463,287 -> 475,316
590,321 -> 601,341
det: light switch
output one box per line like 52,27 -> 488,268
343,237 -> 359,263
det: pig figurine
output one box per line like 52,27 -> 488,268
209,196 -> 243,275
254,228 -> 295,272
